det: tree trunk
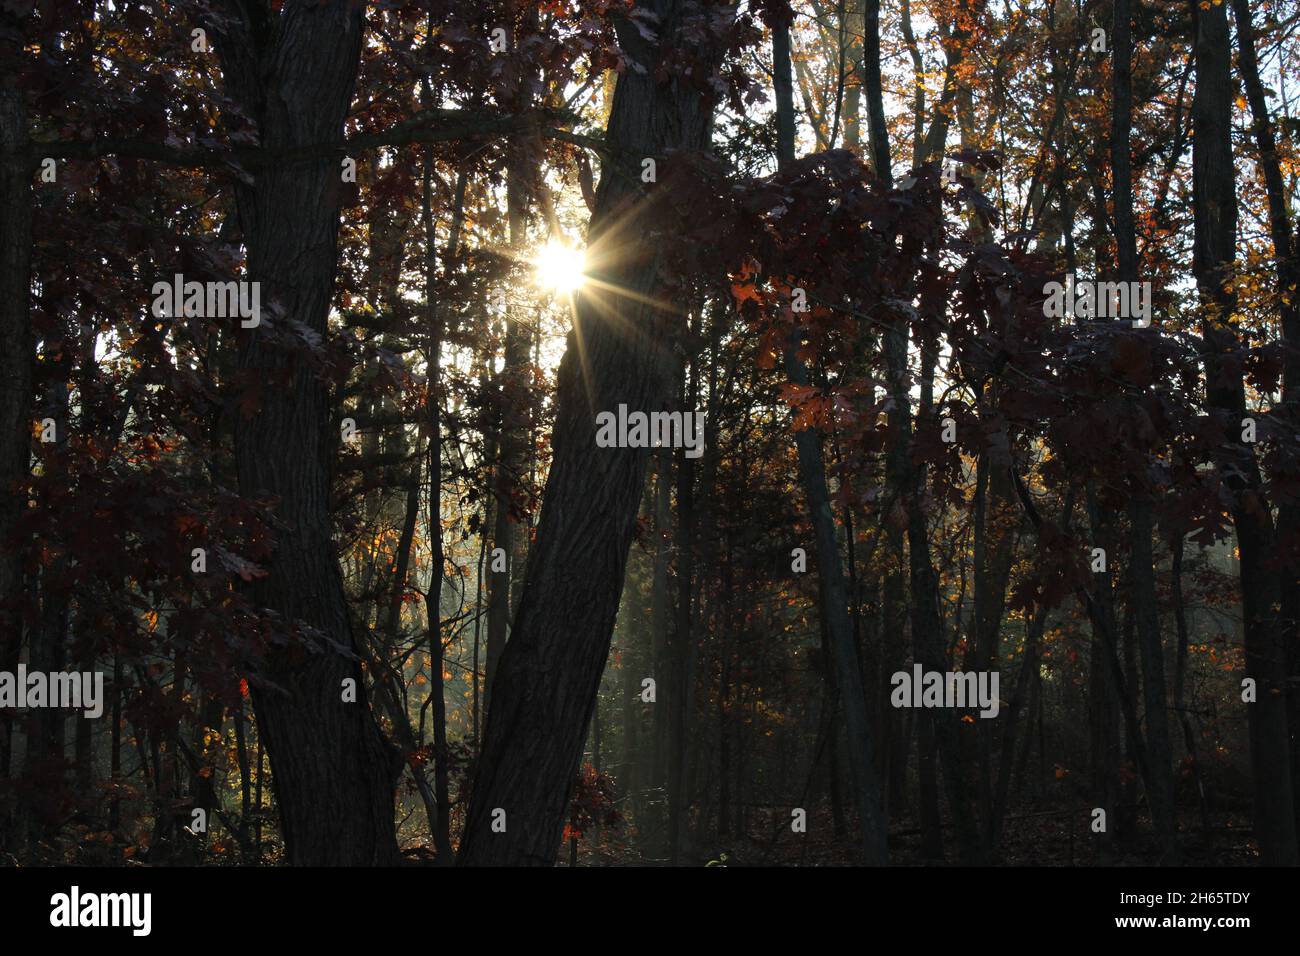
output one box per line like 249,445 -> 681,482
666,353 -> 696,863
774,14 -> 888,865
861,0 -> 890,181
1228,0 -> 1300,838
1171,535 -> 1212,838
1112,0 -> 1180,862
484,159 -> 531,721
457,0 -> 729,866
1085,487 -> 1121,855
0,81 -> 33,855
420,107 -> 460,862
1128,499 -> 1181,861
1191,0 -> 1298,865
213,1 -> 400,866
647,447 -> 672,846
970,441 -> 1017,851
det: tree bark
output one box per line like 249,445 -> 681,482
457,0 -> 729,866
1191,0 -> 1298,865
213,1 -> 400,866
861,0 -> 890,180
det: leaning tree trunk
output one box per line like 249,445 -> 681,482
212,1 -> 400,866
457,0 -> 730,866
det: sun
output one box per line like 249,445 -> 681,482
533,241 -> 587,293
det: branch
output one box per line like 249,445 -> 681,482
28,108 -> 606,170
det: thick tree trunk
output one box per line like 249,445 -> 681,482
457,0 -> 728,866
1120,575 -> 1140,843
619,610 -> 641,811
1191,0 -> 1298,865
213,1 -> 400,866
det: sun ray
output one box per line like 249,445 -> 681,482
534,241 -> 587,292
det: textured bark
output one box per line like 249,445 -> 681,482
1120,572 -> 1140,843
1191,0 -> 1298,865
619,602 -> 641,811
457,0 -> 728,866
213,1 -> 400,866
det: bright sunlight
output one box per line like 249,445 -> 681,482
533,240 -> 587,293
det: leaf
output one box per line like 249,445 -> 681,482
731,280 -> 761,306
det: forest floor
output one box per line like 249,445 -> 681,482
570,802 -> 1263,866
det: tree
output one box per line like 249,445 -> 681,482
210,1 -> 401,866
1191,0 -> 1297,866
458,0 -> 736,866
